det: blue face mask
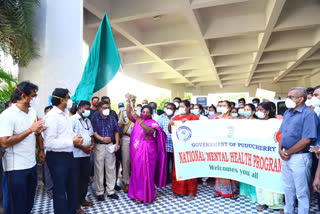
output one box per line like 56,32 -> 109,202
238,109 -> 245,115
231,113 -> 238,118
153,109 -> 156,114
216,107 -> 222,113
244,111 -> 252,119
192,109 -> 200,115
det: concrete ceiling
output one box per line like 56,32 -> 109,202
83,0 -> 320,89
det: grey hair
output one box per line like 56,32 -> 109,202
290,87 -> 307,101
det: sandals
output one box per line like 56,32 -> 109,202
135,199 -> 142,204
256,205 -> 268,211
187,194 -> 195,201
171,193 -> 179,199
214,193 -> 221,198
231,194 -> 238,200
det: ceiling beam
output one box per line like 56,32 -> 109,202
273,41 -> 320,83
177,0 -> 223,88
84,0 -> 194,86
245,0 -> 286,86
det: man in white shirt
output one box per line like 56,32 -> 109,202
149,102 -> 160,121
70,101 -> 94,208
43,88 -> 84,214
0,81 -> 46,214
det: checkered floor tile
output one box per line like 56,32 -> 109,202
31,184 -> 320,214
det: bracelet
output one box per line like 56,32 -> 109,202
28,128 -> 33,134
40,148 -> 44,151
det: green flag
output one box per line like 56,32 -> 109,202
72,13 -> 121,104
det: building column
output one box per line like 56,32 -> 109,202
19,0 -> 83,117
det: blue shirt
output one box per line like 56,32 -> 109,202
279,104 -> 318,150
158,114 -> 174,153
92,114 -> 120,141
316,114 -> 320,146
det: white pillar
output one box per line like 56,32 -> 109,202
19,0 -> 83,118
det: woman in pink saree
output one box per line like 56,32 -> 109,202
126,98 -> 167,204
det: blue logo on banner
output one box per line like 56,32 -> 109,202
176,126 -> 192,142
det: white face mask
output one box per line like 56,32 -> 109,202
29,96 -> 40,108
174,102 -> 179,108
119,107 -> 125,112
238,109 -> 245,115
216,107 -> 222,113
103,109 -> 110,116
255,111 -> 266,119
311,96 -> 320,107
135,107 -> 141,116
178,108 -> 186,115
164,108 -> 167,113
253,103 -> 258,108
166,109 -> 173,116
192,109 -> 200,115
314,106 -> 320,116
66,99 -> 73,109
285,98 -> 296,109
209,112 -> 215,116
82,110 -> 91,117
305,99 -> 312,107
220,107 -> 228,115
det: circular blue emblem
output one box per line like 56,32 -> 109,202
176,126 -> 192,142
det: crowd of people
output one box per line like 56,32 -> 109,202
0,81 -> 320,214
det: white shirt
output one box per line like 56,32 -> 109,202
43,106 -> 75,152
152,113 -> 161,122
0,105 -> 37,171
199,115 -> 209,120
70,113 -> 93,158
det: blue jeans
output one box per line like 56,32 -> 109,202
6,165 -> 37,214
2,171 -> 9,214
282,153 -> 312,214
46,152 -> 78,214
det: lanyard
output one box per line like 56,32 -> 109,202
79,118 -> 90,130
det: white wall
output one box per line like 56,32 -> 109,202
19,0 -> 83,117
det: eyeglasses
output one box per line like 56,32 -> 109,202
287,95 -> 302,100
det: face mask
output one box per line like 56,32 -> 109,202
166,109 -> 173,116
254,103 -> 258,108
220,107 -> 228,114
285,98 -> 296,109
119,107 -> 124,112
174,102 -> 179,108
231,113 -> 238,117
29,96 -> 39,108
314,107 -> 320,116
216,107 -> 222,113
193,109 -> 200,115
141,113 -> 151,120
209,112 -> 215,116
255,111 -> 266,119
244,111 -> 252,119
82,110 -> 91,117
178,108 -> 186,115
311,97 -> 320,107
66,99 -> 73,109
164,108 -> 167,113
305,99 -> 312,107
238,109 -> 245,116
103,109 -> 110,116
153,109 -> 156,114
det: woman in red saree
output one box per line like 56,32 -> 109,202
168,100 -> 199,201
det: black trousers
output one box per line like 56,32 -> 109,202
167,152 -> 174,183
75,157 -> 91,204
